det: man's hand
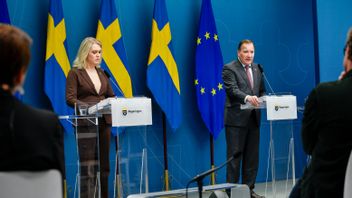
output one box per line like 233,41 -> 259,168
247,95 -> 260,107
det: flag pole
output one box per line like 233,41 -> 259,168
115,134 -> 122,198
162,113 -> 170,191
64,180 -> 67,198
210,134 -> 215,185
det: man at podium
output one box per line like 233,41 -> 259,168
222,39 -> 266,198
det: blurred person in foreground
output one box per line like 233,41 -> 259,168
290,28 -> 352,198
66,37 -> 114,198
0,24 -> 64,178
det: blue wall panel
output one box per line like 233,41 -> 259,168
316,0 -> 352,82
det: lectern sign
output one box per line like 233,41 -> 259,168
111,97 -> 152,127
266,95 -> 297,120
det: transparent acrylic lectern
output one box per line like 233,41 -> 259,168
59,103 -> 102,198
241,94 -> 297,198
89,97 -> 153,198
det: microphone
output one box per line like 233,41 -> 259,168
103,69 -> 111,78
257,64 -> 275,95
185,152 -> 242,198
103,70 -> 124,97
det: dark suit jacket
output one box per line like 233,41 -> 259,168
222,60 -> 265,127
0,89 -> 65,176
301,70 -> 352,198
66,67 -> 115,123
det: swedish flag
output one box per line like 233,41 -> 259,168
147,0 -> 182,131
44,0 -> 72,133
96,0 -> 133,98
0,0 -> 10,24
195,0 -> 225,139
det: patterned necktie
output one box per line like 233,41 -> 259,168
245,65 -> 253,89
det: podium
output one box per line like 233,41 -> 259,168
241,95 -> 297,198
89,97 -> 152,127
91,97 -> 153,198
59,110 -> 101,198
60,97 -> 152,198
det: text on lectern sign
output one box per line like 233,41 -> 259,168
266,95 -> 297,121
111,97 -> 152,127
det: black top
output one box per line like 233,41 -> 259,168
301,70 -> 352,198
0,89 -> 65,176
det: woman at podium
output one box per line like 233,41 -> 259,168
66,37 -> 114,198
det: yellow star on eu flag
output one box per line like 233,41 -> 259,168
211,88 -> 216,96
197,37 -> 201,45
200,87 -> 205,94
205,32 -> 210,40
213,34 -> 218,41
217,83 -> 223,90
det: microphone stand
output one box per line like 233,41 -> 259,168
103,70 -> 125,96
258,64 -> 275,95
186,152 -> 241,198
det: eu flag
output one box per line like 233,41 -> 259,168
147,0 -> 182,131
96,0 -> 133,98
195,0 -> 225,139
44,0 -> 72,133
0,0 -> 10,24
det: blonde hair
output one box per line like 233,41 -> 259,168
73,37 -> 102,69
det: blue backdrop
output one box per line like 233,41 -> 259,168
317,0 -> 352,82
5,0 -> 352,197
